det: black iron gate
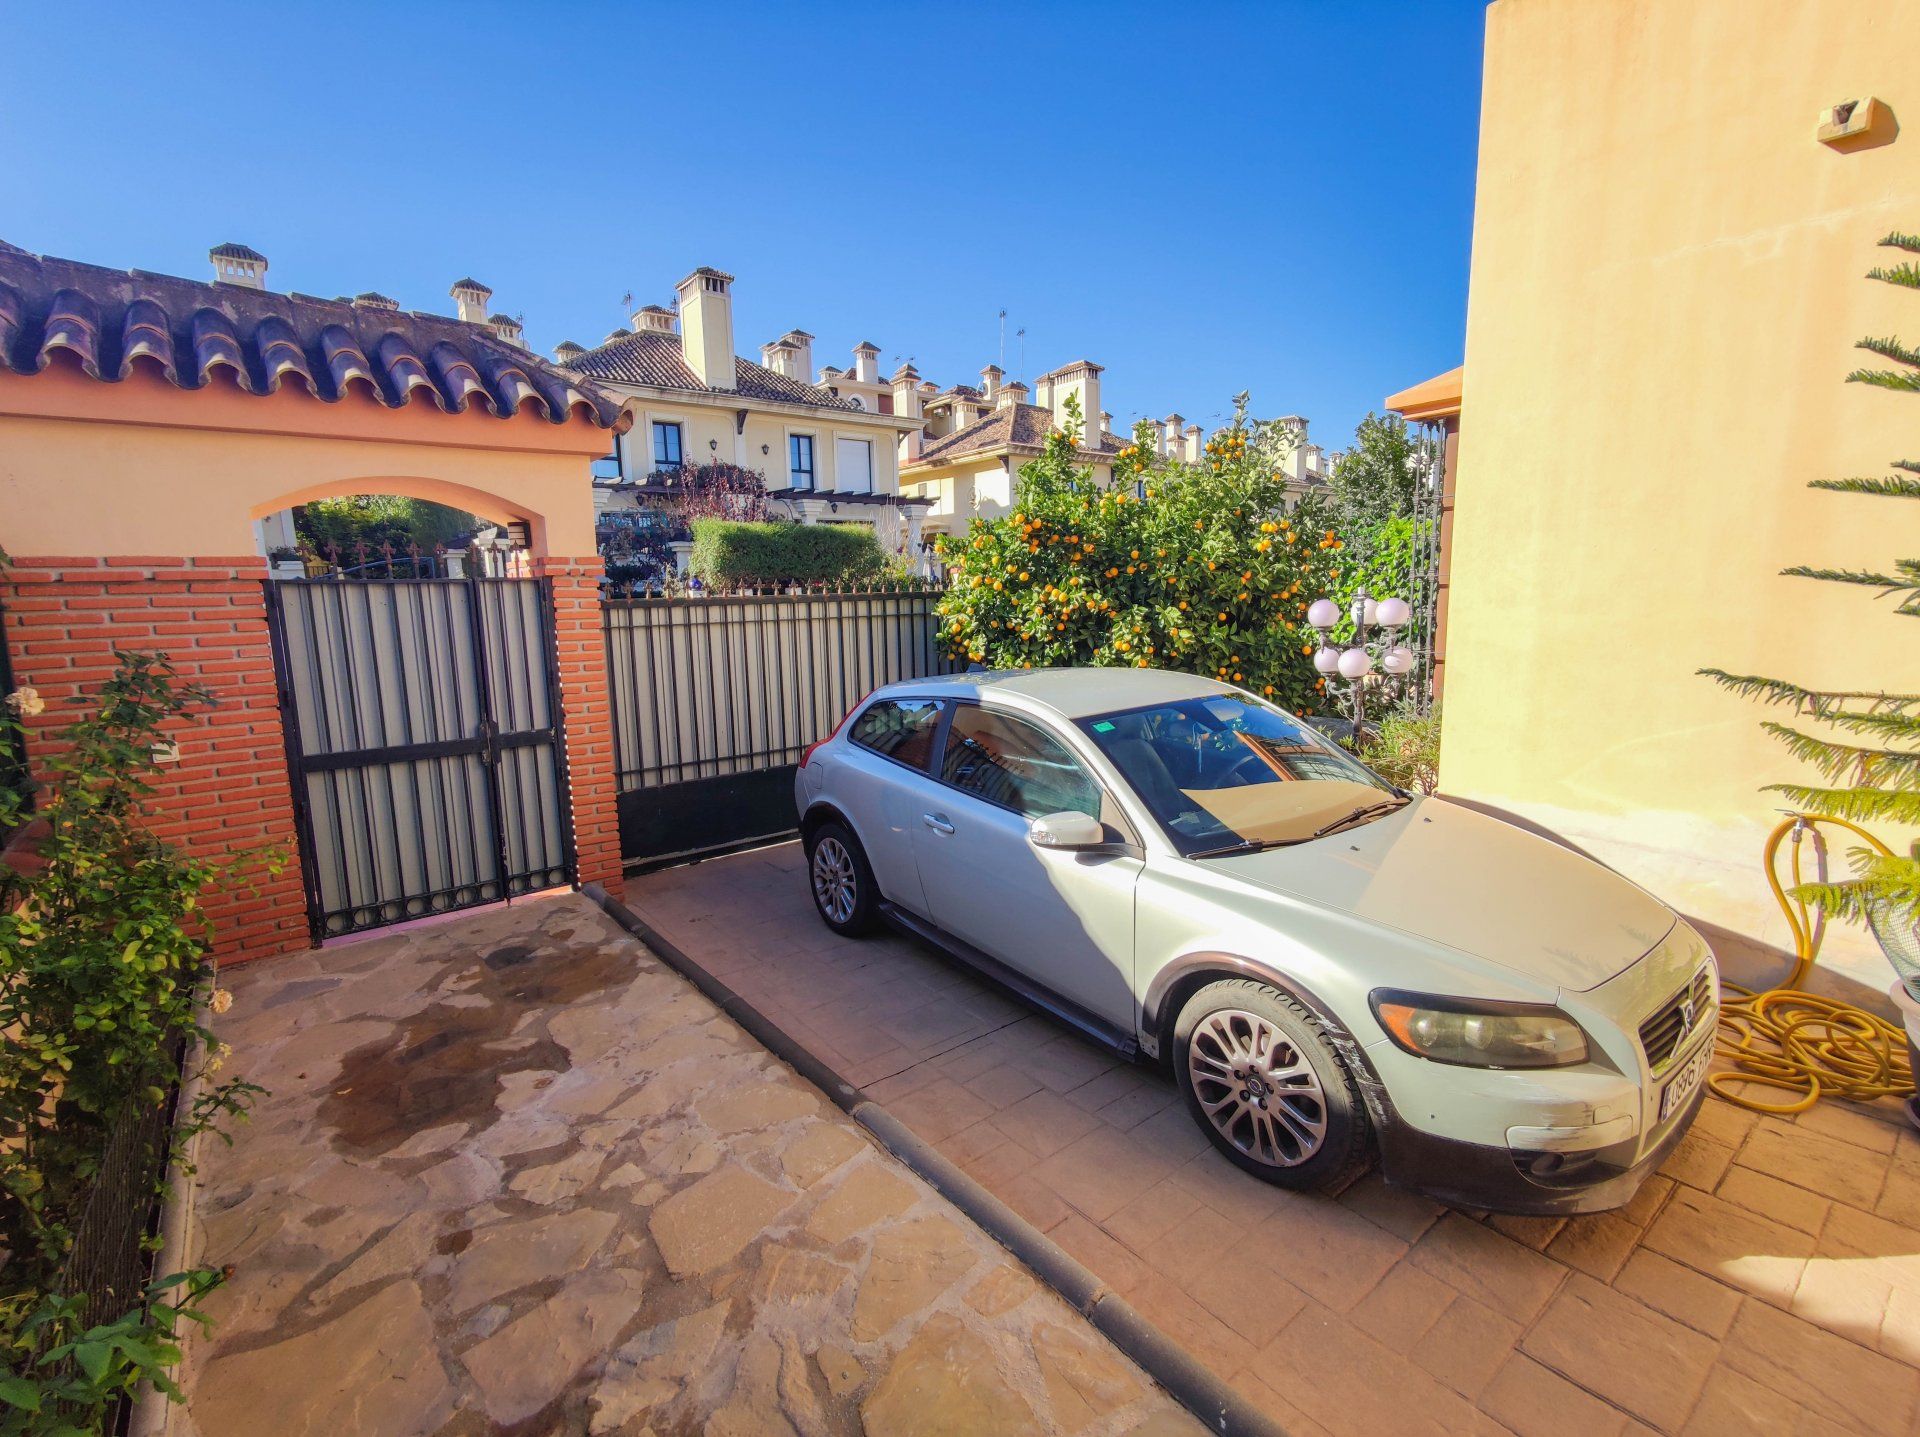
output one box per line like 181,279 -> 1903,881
266,576 -> 575,941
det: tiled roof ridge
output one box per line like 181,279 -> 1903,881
566,328 -> 859,412
912,401 -> 1128,466
0,244 -> 626,431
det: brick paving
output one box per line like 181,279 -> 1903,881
628,841 -> 1920,1437
185,893 -> 1203,1436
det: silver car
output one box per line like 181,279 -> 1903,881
794,668 -> 1716,1214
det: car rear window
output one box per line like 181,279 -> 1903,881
848,699 -> 943,771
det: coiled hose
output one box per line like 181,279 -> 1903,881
1709,815 -> 1917,1114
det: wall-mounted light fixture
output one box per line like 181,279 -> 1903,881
1817,97 -> 1890,149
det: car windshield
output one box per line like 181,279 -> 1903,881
1077,693 -> 1401,855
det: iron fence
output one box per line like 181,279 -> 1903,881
603,586 -> 956,863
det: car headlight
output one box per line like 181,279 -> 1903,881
1369,989 -> 1590,1069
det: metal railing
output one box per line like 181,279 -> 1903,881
604,586 -> 956,793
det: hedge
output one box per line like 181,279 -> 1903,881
689,519 -> 888,587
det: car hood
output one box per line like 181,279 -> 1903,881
1205,797 -> 1675,991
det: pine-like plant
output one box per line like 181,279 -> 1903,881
1701,231 -> 1920,926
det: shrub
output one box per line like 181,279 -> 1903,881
690,519 -> 890,589
933,395 -> 1349,713
1362,702 -> 1442,795
293,495 -> 479,560
0,645 -> 268,1431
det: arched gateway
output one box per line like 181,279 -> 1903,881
0,241 -> 632,958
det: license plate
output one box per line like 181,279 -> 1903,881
1659,1039 -> 1712,1121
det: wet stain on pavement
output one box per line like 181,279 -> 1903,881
319,937 -> 630,1155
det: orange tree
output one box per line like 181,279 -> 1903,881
933,396 -> 1347,713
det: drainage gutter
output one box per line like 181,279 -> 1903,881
585,883 -> 1286,1437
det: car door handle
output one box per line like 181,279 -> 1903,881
922,813 -> 955,836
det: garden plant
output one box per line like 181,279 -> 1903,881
0,638 -> 266,1433
933,396 -> 1350,713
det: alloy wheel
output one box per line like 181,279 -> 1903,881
1187,1007 -> 1329,1167
811,836 -> 858,924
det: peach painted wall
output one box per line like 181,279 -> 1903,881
1444,0 -> 1920,984
0,363 -> 609,558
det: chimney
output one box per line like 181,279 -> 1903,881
489,312 -> 527,350
999,379 -> 1028,412
209,243 -> 267,290
554,340 -> 587,364
675,267 -> 736,389
980,364 -> 1003,403
852,341 -> 881,385
352,291 -> 399,311
1040,360 -> 1103,441
1101,410 -> 1115,441
633,305 -> 676,334
781,330 -> 815,382
1184,423 -> 1204,463
1162,413 -> 1185,456
891,363 -> 923,420
450,277 -> 492,324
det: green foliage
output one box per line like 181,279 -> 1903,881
1326,411 -> 1418,537
0,643 -> 266,1430
1344,515 -> 1434,648
688,519 -> 891,589
1702,228 -> 1920,930
292,495 -> 480,559
1362,701 -> 1443,795
0,1273 -> 220,1435
932,394 -> 1349,713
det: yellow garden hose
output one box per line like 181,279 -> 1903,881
1708,815 -> 1917,1114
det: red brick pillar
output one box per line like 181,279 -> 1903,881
534,556 -> 624,901
1,557 -> 310,962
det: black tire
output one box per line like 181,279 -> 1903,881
1173,978 -> 1372,1192
804,819 -> 880,937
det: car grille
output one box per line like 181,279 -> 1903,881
1639,966 -> 1715,1072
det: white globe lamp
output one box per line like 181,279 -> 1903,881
1337,647 -> 1374,681
1383,644 -> 1415,675
1360,597 -> 1378,626
1376,597 -> 1412,629
1313,646 -> 1342,675
1306,598 -> 1341,630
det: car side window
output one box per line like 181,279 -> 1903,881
848,699 -> 943,771
940,705 -> 1100,819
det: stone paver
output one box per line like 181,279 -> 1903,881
628,840 -> 1920,1437
185,893 -> 1202,1436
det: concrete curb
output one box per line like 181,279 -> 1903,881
584,883 -> 1287,1437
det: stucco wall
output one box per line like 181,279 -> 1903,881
0,365 -> 606,557
614,401 -> 903,496
1445,0 -> 1920,972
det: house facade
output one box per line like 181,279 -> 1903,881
560,270 -> 929,570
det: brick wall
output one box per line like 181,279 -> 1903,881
1,556 -> 309,962
537,556 -> 624,900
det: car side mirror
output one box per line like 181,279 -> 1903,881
1028,810 -> 1109,851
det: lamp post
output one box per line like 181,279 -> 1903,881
1307,587 -> 1415,742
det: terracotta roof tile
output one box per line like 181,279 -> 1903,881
0,244 -> 625,431
910,402 -> 1129,467
565,328 -> 857,411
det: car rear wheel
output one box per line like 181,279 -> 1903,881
805,820 -> 879,937
1173,979 -> 1372,1192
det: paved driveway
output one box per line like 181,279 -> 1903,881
627,841 -> 1920,1437
187,893 -> 1203,1436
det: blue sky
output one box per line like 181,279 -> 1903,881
2,2 -> 1485,447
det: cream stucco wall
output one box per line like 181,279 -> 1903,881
0,365 -> 607,557
1444,0 -> 1920,979
611,398 -> 903,497
908,456 -> 1119,536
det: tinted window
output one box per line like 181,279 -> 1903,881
1078,694 -> 1396,854
848,699 -> 942,770
941,706 -> 1098,819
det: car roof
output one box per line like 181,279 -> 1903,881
887,667 -> 1241,720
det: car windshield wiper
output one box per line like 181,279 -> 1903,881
1187,836 -> 1303,860
1308,796 -> 1410,840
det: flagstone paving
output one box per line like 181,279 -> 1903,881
627,841 -> 1920,1437
184,893 -> 1205,1436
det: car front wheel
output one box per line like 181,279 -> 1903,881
1173,979 -> 1372,1192
805,820 -> 879,936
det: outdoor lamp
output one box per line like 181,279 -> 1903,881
1305,584 -> 1420,738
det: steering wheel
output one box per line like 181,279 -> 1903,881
1206,745 -> 1270,788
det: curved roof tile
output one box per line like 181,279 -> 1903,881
0,242 -> 627,433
